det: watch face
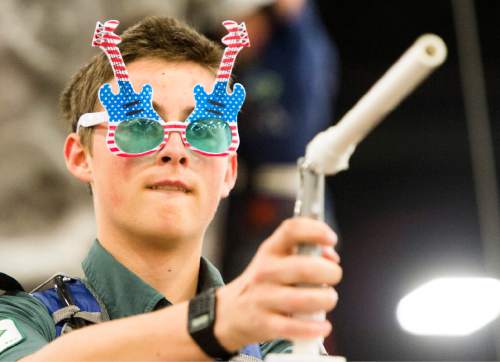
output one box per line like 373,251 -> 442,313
190,312 -> 211,332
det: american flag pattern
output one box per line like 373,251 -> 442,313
216,20 -> 250,82
92,19 -> 248,157
92,20 -> 162,157
184,20 -> 250,155
92,20 -> 129,82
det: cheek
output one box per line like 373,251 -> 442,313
91,148 -> 138,209
200,161 -> 227,201
94,163 -> 126,209
108,183 -> 125,209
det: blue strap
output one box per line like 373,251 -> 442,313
31,278 -> 100,337
32,278 -> 262,358
241,343 -> 262,359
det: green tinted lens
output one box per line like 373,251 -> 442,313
115,118 -> 164,154
186,119 -> 232,153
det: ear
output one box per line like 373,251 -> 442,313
220,153 -> 238,199
64,133 -> 93,184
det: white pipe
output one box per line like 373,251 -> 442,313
304,34 -> 447,175
272,34 -> 448,361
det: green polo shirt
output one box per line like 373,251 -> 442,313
0,240 -> 290,360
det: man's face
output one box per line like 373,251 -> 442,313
80,58 -> 237,247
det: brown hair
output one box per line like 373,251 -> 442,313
60,16 -> 222,151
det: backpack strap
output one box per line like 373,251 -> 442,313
30,274 -> 102,337
28,274 -> 263,359
238,343 -> 263,360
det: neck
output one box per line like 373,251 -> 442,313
216,46 -> 242,82
97,229 -> 202,304
101,45 -> 130,82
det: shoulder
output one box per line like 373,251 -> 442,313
0,273 -> 52,326
0,275 -> 56,360
0,291 -> 55,338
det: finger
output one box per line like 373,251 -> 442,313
322,246 -> 341,263
265,218 -> 338,255
260,285 -> 338,315
265,313 -> 332,341
254,254 -> 342,286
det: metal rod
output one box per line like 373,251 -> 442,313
452,0 -> 500,357
292,158 -> 326,355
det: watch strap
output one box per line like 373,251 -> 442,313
188,287 -> 236,360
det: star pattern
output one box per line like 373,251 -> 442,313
99,81 -> 161,123
187,81 -> 246,124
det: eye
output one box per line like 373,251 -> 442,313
115,118 -> 164,154
190,122 -> 209,138
186,118 -> 232,153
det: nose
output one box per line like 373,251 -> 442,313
155,130 -> 189,166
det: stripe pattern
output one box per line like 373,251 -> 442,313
92,20 -> 129,81
185,20 -> 250,129
216,20 -> 251,82
90,19 -> 246,157
105,122 -> 239,158
92,20 -> 162,157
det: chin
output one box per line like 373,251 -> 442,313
144,216 -> 198,241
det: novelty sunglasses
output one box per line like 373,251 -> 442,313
86,19 -> 250,158
77,111 -> 239,157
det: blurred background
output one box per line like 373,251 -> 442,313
0,0 -> 498,360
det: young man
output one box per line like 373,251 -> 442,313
0,16 -> 341,361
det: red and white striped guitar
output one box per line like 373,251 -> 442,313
92,20 -> 163,156
186,20 -> 250,128
216,20 -> 251,82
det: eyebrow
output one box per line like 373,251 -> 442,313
152,101 -> 194,121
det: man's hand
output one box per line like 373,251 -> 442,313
215,217 -> 342,351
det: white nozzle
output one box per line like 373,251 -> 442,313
305,34 -> 447,175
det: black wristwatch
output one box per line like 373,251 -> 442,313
188,287 -> 236,360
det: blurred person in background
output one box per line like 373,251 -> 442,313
189,0 -> 339,280
0,15 -> 341,361
190,0 -> 341,352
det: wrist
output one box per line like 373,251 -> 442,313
213,287 -> 239,352
187,287 -> 237,360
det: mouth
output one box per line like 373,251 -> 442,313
146,180 -> 193,194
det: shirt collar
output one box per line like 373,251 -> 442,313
82,239 -> 224,319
